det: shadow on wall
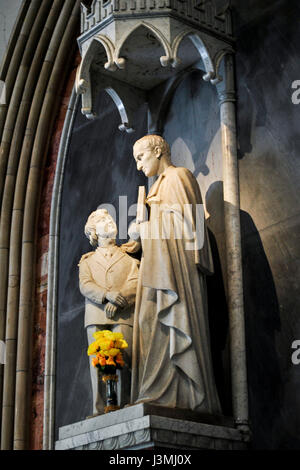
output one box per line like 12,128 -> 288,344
205,180 -> 286,447
206,228 -> 231,416
205,181 -> 231,416
234,0 -> 300,161
233,0 -> 300,448
240,210 -> 284,449
163,71 -> 220,179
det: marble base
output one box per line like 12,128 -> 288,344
55,404 -> 250,450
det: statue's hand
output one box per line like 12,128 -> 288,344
106,291 -> 128,308
105,302 -> 118,320
128,221 -> 141,241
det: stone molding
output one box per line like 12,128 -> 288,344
76,16 -> 234,126
81,1 -> 233,39
55,404 -> 249,450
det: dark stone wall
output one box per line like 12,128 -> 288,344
55,91 -> 147,434
232,0 -> 300,449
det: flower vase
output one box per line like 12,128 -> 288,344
102,374 -> 120,413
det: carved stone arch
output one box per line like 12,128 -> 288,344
76,34 -> 116,119
92,75 -> 146,133
94,34 -> 117,71
104,86 -> 136,133
171,29 -> 195,68
172,31 -> 234,85
177,32 -> 216,82
213,48 -> 234,85
114,21 -> 173,69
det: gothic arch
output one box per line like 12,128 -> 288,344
76,34 -> 116,118
114,21 -> 173,68
172,31 -> 234,84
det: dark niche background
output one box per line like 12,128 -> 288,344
55,71 -> 229,434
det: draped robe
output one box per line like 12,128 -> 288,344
130,165 -> 221,413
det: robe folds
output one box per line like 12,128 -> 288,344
131,165 -> 221,414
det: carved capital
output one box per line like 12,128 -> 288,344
218,90 -> 236,105
215,53 -> 236,104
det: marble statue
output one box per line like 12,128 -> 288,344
130,135 -> 221,414
79,209 -> 139,415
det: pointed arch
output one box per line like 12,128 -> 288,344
114,21 -> 173,68
76,35 -> 116,118
171,31 -> 234,84
173,31 -> 215,81
77,34 -> 116,87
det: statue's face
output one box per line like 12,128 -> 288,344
133,140 -> 161,177
95,213 -> 117,239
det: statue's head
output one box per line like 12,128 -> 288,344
84,209 -> 117,246
133,135 -> 171,177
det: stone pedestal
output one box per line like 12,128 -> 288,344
55,404 -> 249,450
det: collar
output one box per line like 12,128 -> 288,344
147,165 -> 175,201
95,246 -> 125,265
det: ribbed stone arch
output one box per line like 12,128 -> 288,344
76,34 -> 117,118
44,87 -> 79,450
0,0 -> 81,450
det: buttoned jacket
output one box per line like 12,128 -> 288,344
79,247 -> 139,327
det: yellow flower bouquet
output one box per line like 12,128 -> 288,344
87,330 -> 128,374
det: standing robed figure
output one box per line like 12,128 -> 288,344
129,135 -> 221,414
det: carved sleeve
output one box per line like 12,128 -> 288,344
119,259 -> 139,306
79,260 -> 107,305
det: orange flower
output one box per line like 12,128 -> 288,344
106,356 -> 116,366
99,356 -> 106,366
115,353 -> 125,367
92,357 -> 99,367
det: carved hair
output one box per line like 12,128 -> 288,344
134,134 -> 171,159
84,208 -> 114,247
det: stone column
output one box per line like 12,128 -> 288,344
216,54 -> 249,431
